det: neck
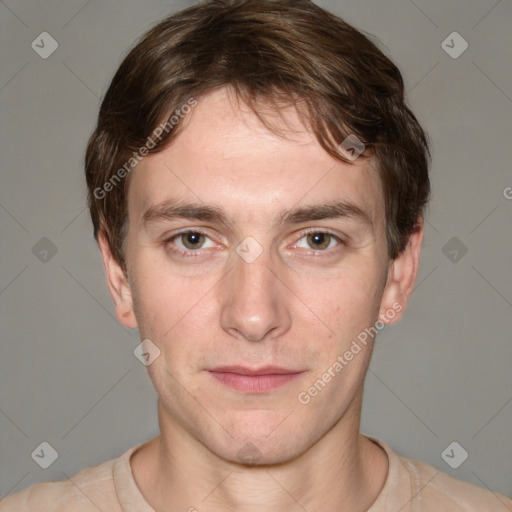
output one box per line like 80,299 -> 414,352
131,392 -> 388,512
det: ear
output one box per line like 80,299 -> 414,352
378,219 -> 424,325
97,229 -> 138,329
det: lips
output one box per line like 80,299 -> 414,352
210,365 -> 302,375
208,366 -> 305,392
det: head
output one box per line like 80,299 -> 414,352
85,0 -> 430,464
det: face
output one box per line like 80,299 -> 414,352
100,87 -> 422,465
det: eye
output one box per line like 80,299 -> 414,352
166,230 -> 217,253
295,230 -> 342,251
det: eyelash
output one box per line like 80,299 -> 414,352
164,228 -> 345,258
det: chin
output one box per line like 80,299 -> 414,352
205,411 -> 313,466
214,435 -> 308,467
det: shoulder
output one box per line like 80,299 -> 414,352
369,437 -> 512,511
407,457 -> 511,510
399,450 -> 512,512
0,454 -> 121,512
397,451 -> 512,510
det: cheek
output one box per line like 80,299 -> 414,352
297,262 -> 385,345
126,248 -> 236,379
129,258 -> 221,358
295,267 -> 384,406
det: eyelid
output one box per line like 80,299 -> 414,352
163,227 -> 216,241
298,227 -> 344,239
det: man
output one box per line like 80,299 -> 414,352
2,0 -> 511,510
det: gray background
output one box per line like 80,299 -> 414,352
1,0 -> 511,503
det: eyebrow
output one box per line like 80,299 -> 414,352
142,199 -> 373,230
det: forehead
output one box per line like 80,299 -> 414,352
127,87 -> 384,229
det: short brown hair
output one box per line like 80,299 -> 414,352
85,0 -> 430,268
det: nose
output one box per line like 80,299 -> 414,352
219,247 -> 292,343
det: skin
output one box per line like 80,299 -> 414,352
99,86 -> 424,511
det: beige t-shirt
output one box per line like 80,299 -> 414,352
1,437 -> 511,511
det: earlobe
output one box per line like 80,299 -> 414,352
378,220 -> 424,325
97,230 -> 138,329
